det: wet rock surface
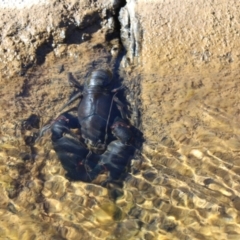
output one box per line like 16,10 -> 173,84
1,0 -> 240,239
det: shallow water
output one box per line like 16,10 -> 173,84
1,39 -> 240,240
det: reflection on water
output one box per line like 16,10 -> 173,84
1,49 -> 240,239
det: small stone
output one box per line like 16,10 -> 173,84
57,64 -> 64,73
82,33 -> 91,41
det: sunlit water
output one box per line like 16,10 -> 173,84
1,41 -> 240,240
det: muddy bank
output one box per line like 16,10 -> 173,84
1,0 -> 240,239
0,0 -> 123,79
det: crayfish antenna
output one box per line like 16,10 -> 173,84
59,91 -> 82,112
35,123 -> 52,143
67,72 -> 82,89
111,85 -> 126,92
57,72 -> 83,112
